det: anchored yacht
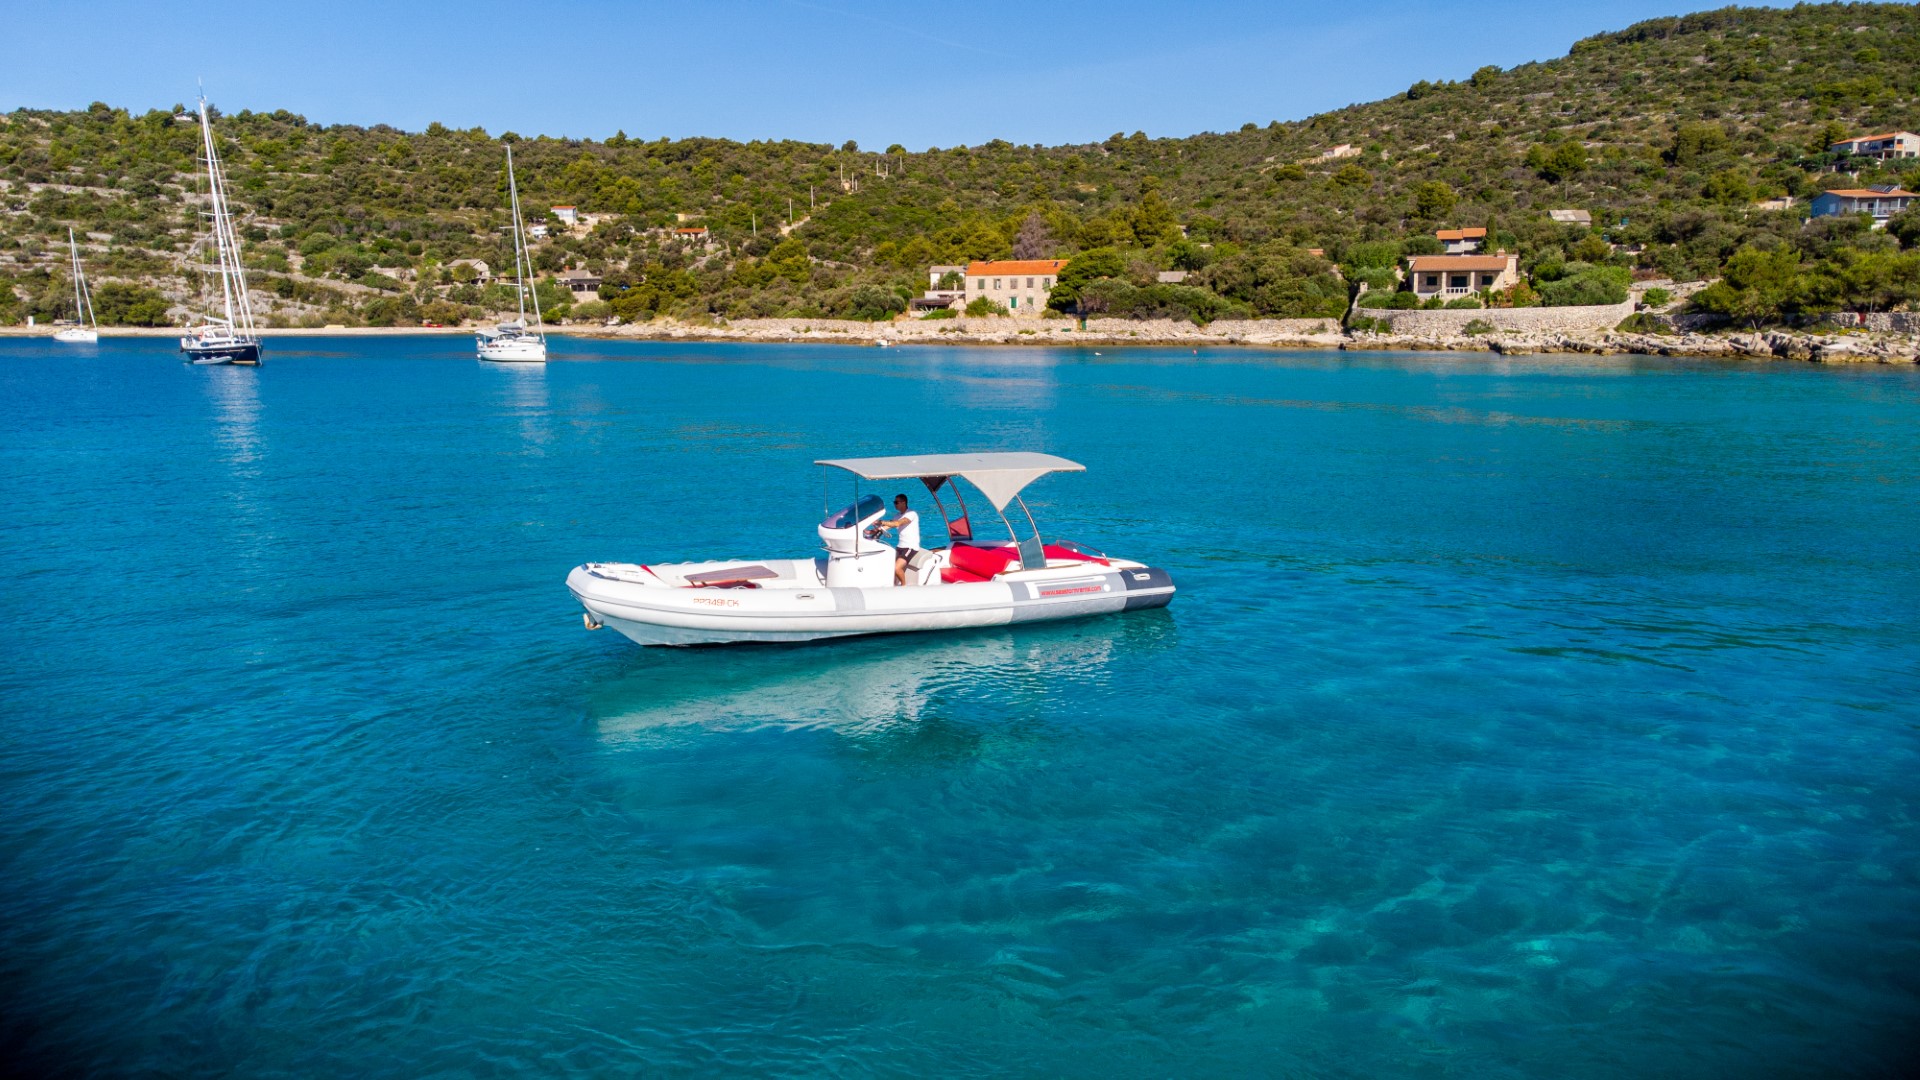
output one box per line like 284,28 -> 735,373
477,144 -> 547,362
180,95 -> 262,366
54,229 -> 98,344
567,452 -> 1176,646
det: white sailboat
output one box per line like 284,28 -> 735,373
179,95 -> 261,366
476,144 -> 547,363
53,228 -> 98,344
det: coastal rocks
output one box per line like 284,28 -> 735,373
560,316 -> 1919,364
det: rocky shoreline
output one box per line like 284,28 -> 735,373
5,319 -> 1915,363
1348,328 -> 1919,363
570,317 -> 1920,364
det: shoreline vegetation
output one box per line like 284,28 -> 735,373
2,5 -> 1917,349
7,318 -> 1913,364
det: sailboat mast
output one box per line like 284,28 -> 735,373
198,97 -> 257,341
506,145 -> 529,325
68,228 -> 84,321
199,98 -> 237,331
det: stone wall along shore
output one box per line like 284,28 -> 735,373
591,315 -> 1344,345
1371,300 -> 1637,335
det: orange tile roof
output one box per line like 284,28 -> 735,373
1407,254 -> 1516,272
1822,188 -> 1918,198
1434,227 -> 1487,240
966,259 -> 1068,276
1835,132 -> 1916,143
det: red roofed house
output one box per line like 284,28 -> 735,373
1434,227 -> 1487,254
964,259 -> 1067,316
1406,252 -> 1520,301
1828,132 -> 1919,160
1811,186 -> 1918,227
674,226 -> 710,242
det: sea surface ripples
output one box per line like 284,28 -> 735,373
2,337 -> 1916,1076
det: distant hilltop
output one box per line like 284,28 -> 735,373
0,2 -> 1916,332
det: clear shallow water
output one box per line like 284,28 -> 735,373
2,336 -> 1917,1077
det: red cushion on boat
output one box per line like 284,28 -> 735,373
941,566 -> 991,584
949,543 -> 1019,579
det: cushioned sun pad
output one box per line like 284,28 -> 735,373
685,565 -> 778,585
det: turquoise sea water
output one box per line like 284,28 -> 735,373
2,336 -> 1917,1076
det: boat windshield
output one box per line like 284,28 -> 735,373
822,494 -> 884,529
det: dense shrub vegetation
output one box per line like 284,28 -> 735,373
1,3 -> 1917,326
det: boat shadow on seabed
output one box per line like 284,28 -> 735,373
586,609 -> 1179,750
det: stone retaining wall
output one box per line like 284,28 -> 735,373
1820,312 -> 1920,334
1082,317 -> 1342,339
1372,300 -> 1636,335
630,316 -> 1344,342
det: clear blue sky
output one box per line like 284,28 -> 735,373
10,0 -> 1774,147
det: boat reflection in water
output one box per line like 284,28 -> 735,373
588,611 -> 1176,750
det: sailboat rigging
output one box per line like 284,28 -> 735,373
179,95 -> 262,365
476,144 -> 547,362
54,228 -> 98,344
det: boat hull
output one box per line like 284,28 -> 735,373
182,341 -> 261,365
568,561 -> 1174,646
477,334 -> 546,362
53,328 -> 98,344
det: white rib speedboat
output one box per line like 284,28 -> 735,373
566,452 -> 1176,646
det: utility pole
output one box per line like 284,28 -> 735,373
751,212 -> 757,237
810,185 -> 815,211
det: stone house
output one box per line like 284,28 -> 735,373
447,259 -> 491,285
965,259 -> 1067,316
1828,131 -> 1920,160
1406,252 -> 1520,301
550,206 -> 579,226
1548,209 -> 1592,226
1434,227 -> 1486,254
554,267 -> 602,296
1811,186 -> 1918,227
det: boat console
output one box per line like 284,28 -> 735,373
818,495 -> 896,587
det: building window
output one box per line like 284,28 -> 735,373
1011,296 -> 1018,309
1424,275 -> 1439,289
1449,274 -> 1469,290
994,279 -> 1002,290
1026,277 -> 1034,288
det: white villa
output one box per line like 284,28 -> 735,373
910,265 -> 968,312
1828,131 -> 1920,160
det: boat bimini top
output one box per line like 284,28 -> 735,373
815,452 -> 1086,571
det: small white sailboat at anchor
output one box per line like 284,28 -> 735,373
53,228 -> 98,344
476,144 -> 547,363
179,95 -> 262,366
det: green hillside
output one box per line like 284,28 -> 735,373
2,2 -> 1917,327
